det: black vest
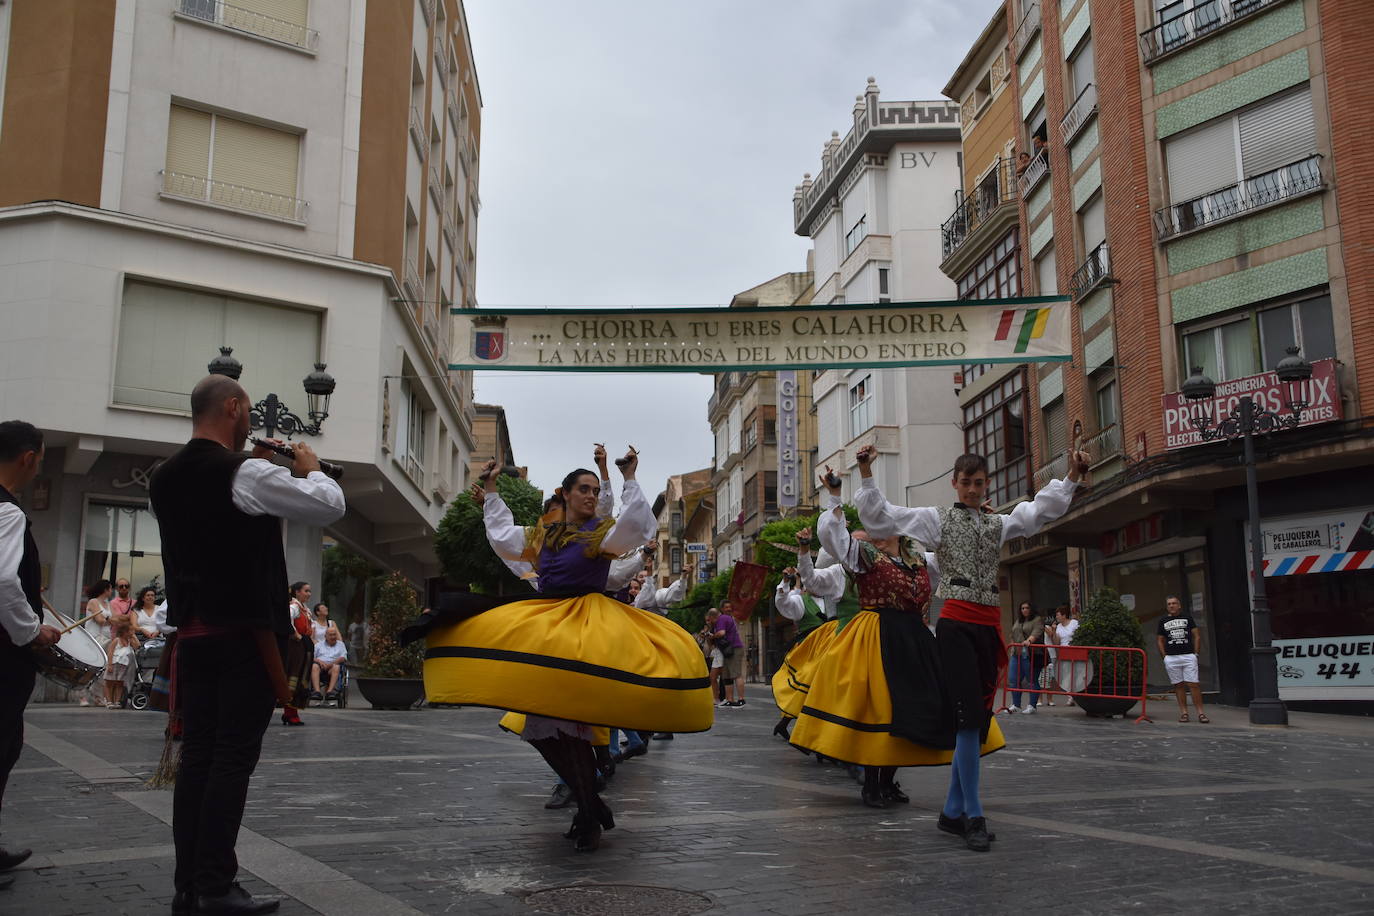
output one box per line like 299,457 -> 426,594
0,484 -> 43,645
149,439 -> 290,636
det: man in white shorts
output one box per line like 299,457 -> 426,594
1156,596 -> 1207,723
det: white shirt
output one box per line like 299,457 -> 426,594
774,582 -> 806,622
1054,619 -> 1079,647
854,476 -> 1079,548
311,620 -> 333,645
154,600 -> 176,635
0,503 -> 39,644
483,480 -> 656,565
135,608 -> 160,636
492,481 -> 624,588
797,548 -> 846,600
633,575 -> 687,615
314,640 -> 348,664
230,458 -> 347,526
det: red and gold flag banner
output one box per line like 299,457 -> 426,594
726,561 -> 770,623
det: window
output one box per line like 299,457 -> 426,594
670,546 -> 683,575
878,267 -> 890,296
742,418 -> 758,452
670,511 -> 683,536
765,472 -> 778,514
1164,87 -> 1317,231
1079,194 -> 1106,257
957,230 -> 1020,299
1154,0 -> 1225,53
1095,378 -> 1119,431
1180,291 -> 1335,383
845,216 -> 868,256
743,474 -> 759,520
1035,245 -> 1058,295
714,425 -> 728,466
163,104 -> 303,220
962,370 -> 1030,507
849,375 -> 875,440
763,418 -> 777,445
395,378 -> 429,486
80,501 -> 164,603
1069,36 -> 1095,97
114,279 -> 320,412
1042,397 -> 1068,463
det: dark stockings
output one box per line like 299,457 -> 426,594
530,734 -> 610,849
862,766 -> 898,795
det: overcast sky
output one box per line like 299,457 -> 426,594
464,0 -> 994,499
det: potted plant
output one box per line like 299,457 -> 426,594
1072,586 -> 1147,718
354,571 -> 426,710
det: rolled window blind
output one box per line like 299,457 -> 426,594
1239,86 -> 1315,177
224,0 -> 309,45
210,115 -> 301,217
1165,118 -> 1238,203
1079,195 -> 1106,251
165,105 -> 211,178
1042,399 -> 1068,463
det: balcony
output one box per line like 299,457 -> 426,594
447,96 -> 462,133
409,106 -> 426,155
433,35 -> 448,88
941,158 -> 1018,260
1017,147 -> 1049,197
1154,154 -> 1323,241
1032,452 -> 1068,489
418,0 -> 435,27
1011,0 -> 1041,60
1082,424 -> 1122,463
404,259 -> 422,302
177,0 -> 319,51
421,305 -> 443,351
428,164 -> 444,207
1140,0 -> 1282,64
1060,83 -> 1098,145
1070,242 -> 1114,300
159,170 -> 307,223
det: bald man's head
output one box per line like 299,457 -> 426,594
191,375 -> 247,421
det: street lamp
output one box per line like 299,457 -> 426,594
1181,345 -> 1313,727
206,346 -> 336,439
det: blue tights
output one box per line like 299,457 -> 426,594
942,729 -> 982,818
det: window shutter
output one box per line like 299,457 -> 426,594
1165,118 -> 1238,203
1042,399 -> 1067,463
165,105 -> 211,178
394,382 -> 411,461
1071,39 -> 1095,96
211,115 -> 300,213
1239,86 -> 1315,177
1036,245 -> 1057,295
224,0 -> 309,46
1079,195 -> 1106,251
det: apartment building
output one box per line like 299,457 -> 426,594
649,469 -> 712,590
0,0 -> 482,625
468,403 -> 525,482
793,81 -> 967,510
943,0 -> 1373,706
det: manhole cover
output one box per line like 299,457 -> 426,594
523,884 -> 713,916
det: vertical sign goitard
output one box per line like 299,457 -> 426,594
777,370 -> 799,508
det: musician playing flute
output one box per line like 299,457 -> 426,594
0,421 -> 62,892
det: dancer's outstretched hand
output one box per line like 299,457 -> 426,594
819,465 -> 842,497
469,482 -> 486,504
615,446 -> 639,479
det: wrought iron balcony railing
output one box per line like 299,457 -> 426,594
1081,424 -> 1122,462
1154,154 -> 1323,241
941,158 -> 1018,259
1032,452 -> 1068,489
177,0 -> 319,51
1070,242 -> 1113,300
409,106 -> 426,155
428,164 -> 445,206
433,34 -> 448,88
1017,147 -> 1049,197
1011,0 -> 1042,60
160,170 -> 307,222
1060,83 -> 1098,145
1140,0 -> 1281,63
404,259 -> 422,301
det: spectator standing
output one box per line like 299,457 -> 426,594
80,580 -> 113,707
311,627 -> 347,701
309,603 -> 333,646
132,587 -> 161,639
103,614 -> 141,708
711,603 -> 746,707
1045,606 -> 1079,707
1157,596 -> 1208,723
109,579 -> 133,619
282,582 -> 312,726
699,609 -> 726,705
347,618 -> 365,657
1006,602 -> 1042,714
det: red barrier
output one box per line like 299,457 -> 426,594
996,642 -> 1152,724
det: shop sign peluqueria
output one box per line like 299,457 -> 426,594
1246,505 -> 1374,700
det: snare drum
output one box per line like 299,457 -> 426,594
30,609 -> 107,690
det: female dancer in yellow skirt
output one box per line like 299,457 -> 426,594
770,526 -> 845,740
412,449 -> 712,851
790,469 -> 1004,809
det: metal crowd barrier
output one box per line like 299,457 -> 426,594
996,641 -> 1152,724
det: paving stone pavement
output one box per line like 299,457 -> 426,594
4,696 -> 1374,915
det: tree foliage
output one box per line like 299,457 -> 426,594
321,545 -> 381,629
434,475 -> 544,593
1076,586 -> 1147,692
364,572 -> 425,678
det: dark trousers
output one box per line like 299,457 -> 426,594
173,633 -> 275,897
0,645 -> 36,827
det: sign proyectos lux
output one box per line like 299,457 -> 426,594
450,298 -> 1072,372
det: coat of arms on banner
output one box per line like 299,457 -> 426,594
472,315 -> 508,363
727,560 -> 770,622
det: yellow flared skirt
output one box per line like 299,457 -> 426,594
497,711 -> 610,747
790,610 -> 1006,767
425,592 -> 714,733
772,619 -> 841,719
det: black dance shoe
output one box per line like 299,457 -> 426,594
595,798 -> 616,831
195,882 -> 281,914
569,814 -> 602,852
621,744 -> 648,760
964,816 -> 992,852
652,732 -> 674,740
860,788 -> 889,809
772,719 -> 791,739
171,889 -> 194,914
881,782 -> 910,804
937,812 -> 966,837
0,848 -> 31,871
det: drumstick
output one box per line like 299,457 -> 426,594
57,612 -> 100,636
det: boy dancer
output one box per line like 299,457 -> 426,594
854,445 -> 1087,851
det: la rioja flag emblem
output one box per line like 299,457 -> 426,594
472,315 -> 508,363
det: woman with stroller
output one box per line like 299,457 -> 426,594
132,587 -> 161,640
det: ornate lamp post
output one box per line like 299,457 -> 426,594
206,346 -> 336,439
1181,346 -> 1313,726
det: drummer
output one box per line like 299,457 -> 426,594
0,420 -> 62,889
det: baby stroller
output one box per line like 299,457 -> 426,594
128,637 -> 166,711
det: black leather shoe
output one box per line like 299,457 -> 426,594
171,889 -> 194,914
937,812 -> 966,837
860,788 -> 889,809
965,816 -> 992,852
196,882 -> 281,914
652,732 -> 674,740
882,782 -> 910,804
0,848 -> 31,871
570,813 -> 601,852
621,744 -> 647,760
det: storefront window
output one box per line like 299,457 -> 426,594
1101,547 -> 1216,691
79,500 -> 164,601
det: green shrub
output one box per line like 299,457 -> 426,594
434,475 -> 543,594
363,572 -> 425,678
1075,586 -> 1146,693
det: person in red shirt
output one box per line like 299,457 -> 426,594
109,579 -> 133,618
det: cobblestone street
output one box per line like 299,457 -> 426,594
6,697 -> 1374,915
